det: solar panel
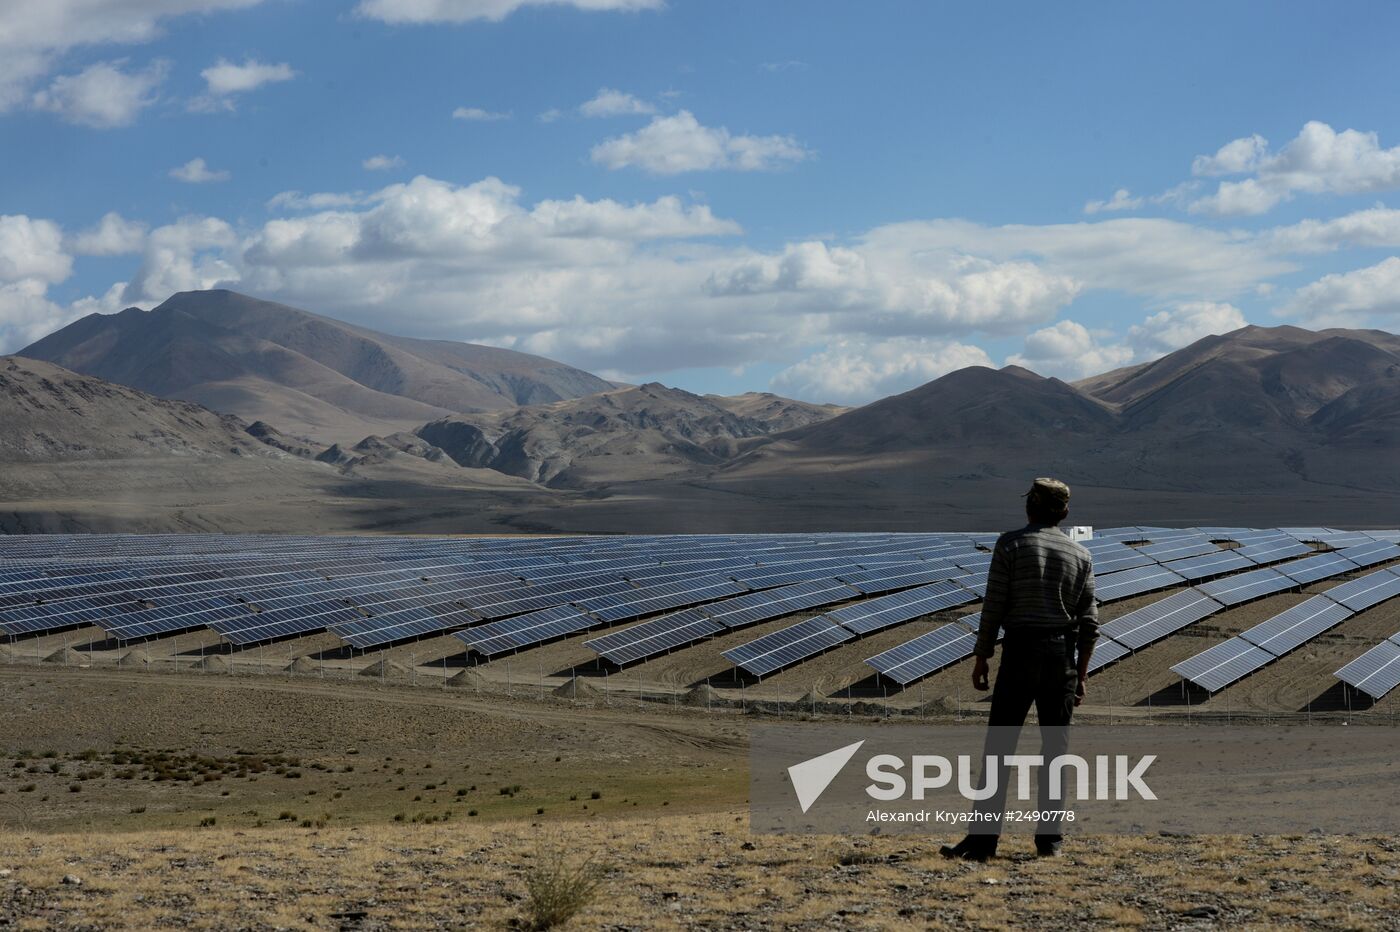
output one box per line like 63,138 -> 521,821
1171,638 -> 1274,692
1238,595 -> 1353,657
1196,568 -> 1294,606
1087,545 -> 1156,575
1322,570 -> 1400,612
699,579 -> 861,630
1162,550 -> 1255,582
1139,537 -> 1220,562
576,578 -> 747,623
1094,564 -> 1187,603
864,624 -> 977,685
1234,538 -> 1314,565
954,553 -> 993,575
824,580 -> 978,635
582,608 -> 723,666
454,604 -> 599,657
1085,637 -> 1131,673
954,610 -> 981,633
1098,589 -> 1224,650
837,562 -> 966,596
723,617 -> 853,677
1336,541 -> 1400,569
1278,552 -> 1361,586
1334,639 -> 1400,700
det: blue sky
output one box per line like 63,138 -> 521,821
3,0 -> 1400,403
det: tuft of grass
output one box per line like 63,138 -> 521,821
521,849 -> 607,931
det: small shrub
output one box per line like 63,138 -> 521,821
199,816 -> 216,827
129,806 -> 146,814
589,791 -> 601,800
521,850 -> 606,931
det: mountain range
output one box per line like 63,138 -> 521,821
8,289 -> 1400,533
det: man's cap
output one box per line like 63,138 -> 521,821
1024,477 -> 1071,507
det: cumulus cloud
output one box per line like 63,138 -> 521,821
355,0 -> 662,23
30,59 -> 167,127
591,110 -> 810,174
1005,320 -> 1135,380
1191,122 -> 1400,216
363,154 -> 405,171
267,190 -> 369,211
1264,205 -> 1400,254
0,215 -> 73,284
72,212 -> 146,256
771,338 -> 994,405
0,0 -> 265,109
169,157 -> 230,183
1083,188 -> 1143,215
1127,301 -> 1247,356
122,216 -> 239,303
1279,257 -> 1400,326
190,56 -> 294,110
579,88 -> 654,117
452,106 -> 509,121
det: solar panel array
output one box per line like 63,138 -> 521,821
4,526 -> 1398,692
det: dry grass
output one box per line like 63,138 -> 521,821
2,816 -> 1398,930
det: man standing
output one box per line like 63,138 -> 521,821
940,477 -> 1097,861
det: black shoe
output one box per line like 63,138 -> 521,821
1035,835 -> 1063,857
939,836 -> 996,862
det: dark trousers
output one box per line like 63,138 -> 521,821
969,633 -> 1077,842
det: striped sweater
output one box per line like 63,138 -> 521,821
973,524 -> 1098,659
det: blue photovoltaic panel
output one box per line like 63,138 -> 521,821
1163,550 -> 1255,582
1138,537 -> 1219,562
1336,541 -> 1400,569
1085,637 -> 1131,673
1196,568 -> 1294,606
1239,595 -> 1353,657
582,608 -> 723,666
1334,639 -> 1400,700
723,617 -> 853,677
864,624 -> 977,685
1309,533 -> 1379,549
334,604 -> 480,650
1172,638 -> 1274,692
824,580 -> 977,635
1279,552 -> 1360,586
837,563 -> 966,596
955,611 -> 981,633
1098,589 -> 1224,650
1087,546 -> 1155,575
699,579 -> 860,629
454,604 -> 598,657
1234,538 -> 1313,565
1094,564 -> 1186,603
1322,570 -> 1400,612
954,553 -> 993,575
577,578 -> 747,623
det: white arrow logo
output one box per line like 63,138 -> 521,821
788,740 -> 865,813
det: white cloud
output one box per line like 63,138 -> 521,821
201,57 -> 294,95
1083,188 -> 1143,215
0,0 -> 266,110
363,154 -> 406,171
30,59 -> 167,127
537,107 -> 563,123
579,88 -> 654,117
355,0 -> 662,23
72,212 -> 147,256
0,215 -> 72,284
169,157 -> 231,183
591,110 -> 809,174
771,338 -> 994,405
190,56 -> 294,110
1192,133 -> 1268,176
1264,205 -> 1400,254
452,106 -> 509,121
1191,122 -> 1400,216
1127,301 -> 1247,356
1279,257 -> 1400,326
1006,320 -> 1135,380
267,190 -> 369,211
122,216 -> 239,303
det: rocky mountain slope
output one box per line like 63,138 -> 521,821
19,290 -> 616,444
